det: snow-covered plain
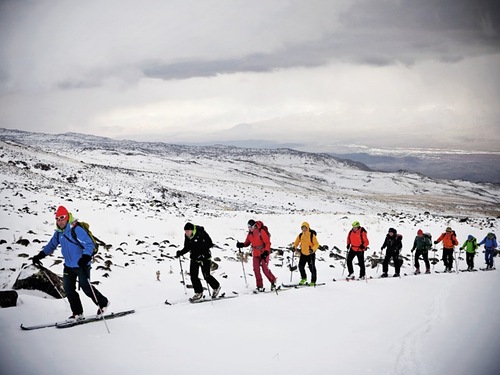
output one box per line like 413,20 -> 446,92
0,129 -> 499,375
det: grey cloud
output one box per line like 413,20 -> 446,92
141,0 -> 499,81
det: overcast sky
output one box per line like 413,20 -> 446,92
0,0 -> 499,152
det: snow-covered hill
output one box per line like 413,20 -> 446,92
0,129 -> 499,375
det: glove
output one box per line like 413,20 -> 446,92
78,254 -> 92,268
309,248 -> 313,255
359,245 -> 365,250
411,249 -> 415,253
260,251 -> 269,260
175,250 -> 182,258
32,251 -> 46,267
236,241 -> 244,249
346,244 -> 351,251
434,241 -> 438,244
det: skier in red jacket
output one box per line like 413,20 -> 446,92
237,219 -> 277,292
346,220 -> 370,279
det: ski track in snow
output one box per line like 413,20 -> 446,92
392,277 -> 451,375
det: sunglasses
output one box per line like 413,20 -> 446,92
56,215 -> 67,221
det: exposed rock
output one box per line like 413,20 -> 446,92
0,290 -> 18,308
12,265 -> 66,299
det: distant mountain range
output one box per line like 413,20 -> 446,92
185,138 -> 500,184
1,128 -> 499,217
329,152 -> 500,184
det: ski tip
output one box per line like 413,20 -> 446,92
164,300 -> 172,305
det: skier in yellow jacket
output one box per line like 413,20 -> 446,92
293,222 -> 320,286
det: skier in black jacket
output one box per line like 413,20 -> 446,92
381,228 -> 403,277
175,223 -> 221,301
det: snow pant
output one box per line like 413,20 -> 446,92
414,250 -> 430,271
253,256 -> 277,288
190,259 -> 220,294
466,252 -> 475,269
347,250 -> 365,278
63,265 -> 108,316
382,250 -> 401,274
485,248 -> 495,268
442,248 -> 454,270
299,253 -> 317,283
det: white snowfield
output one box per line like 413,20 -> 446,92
0,129 -> 499,375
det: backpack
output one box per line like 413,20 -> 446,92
66,221 -> 104,257
396,234 -> 403,250
255,221 -> 271,239
299,229 -> 317,243
423,233 -> 432,249
468,236 -> 478,250
349,227 -> 367,248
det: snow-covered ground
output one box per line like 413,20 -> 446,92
0,130 -> 499,375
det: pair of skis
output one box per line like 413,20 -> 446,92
20,309 -> 135,331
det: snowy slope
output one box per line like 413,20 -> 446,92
0,129 -> 499,375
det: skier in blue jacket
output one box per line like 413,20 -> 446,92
32,206 -> 109,320
478,233 -> 498,270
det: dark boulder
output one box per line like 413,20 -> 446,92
12,265 -> 66,299
0,290 -> 18,307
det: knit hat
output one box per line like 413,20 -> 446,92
247,219 -> 256,227
446,227 -> 452,232
184,222 -> 194,231
352,221 -> 360,228
55,206 -> 69,219
417,229 -> 424,235
388,228 -> 397,235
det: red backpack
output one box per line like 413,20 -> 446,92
255,221 -> 271,239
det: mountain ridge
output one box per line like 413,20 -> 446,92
1,128 -> 499,217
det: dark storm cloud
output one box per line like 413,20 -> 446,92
141,0 -> 499,81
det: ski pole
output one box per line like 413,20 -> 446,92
342,248 -> 350,276
178,257 -> 187,294
86,278 -> 110,334
364,249 -> 369,283
397,250 -> 401,278
376,248 -> 384,274
82,266 -> 110,334
290,248 -> 295,282
238,248 -> 248,288
38,266 -> 66,300
454,249 -> 459,273
200,260 -> 213,302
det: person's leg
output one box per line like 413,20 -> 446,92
63,266 -> 83,315
201,259 -> 220,290
298,254 -> 307,280
261,257 -> 277,284
189,261 -> 203,293
252,256 -> 264,287
357,252 -> 366,278
77,267 -> 108,309
308,253 -> 317,283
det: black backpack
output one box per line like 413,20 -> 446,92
299,229 -> 317,243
